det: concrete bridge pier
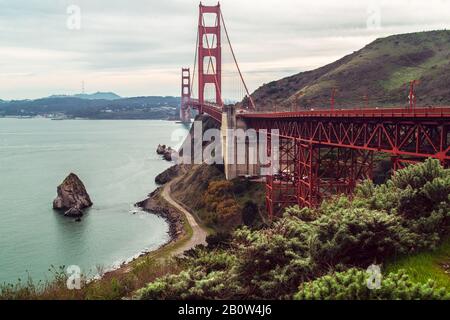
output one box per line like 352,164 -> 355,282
221,106 -> 259,180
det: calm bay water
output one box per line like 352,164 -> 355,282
0,118 -> 188,284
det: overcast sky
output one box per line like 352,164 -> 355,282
1,0 -> 450,100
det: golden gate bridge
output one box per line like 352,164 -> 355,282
179,2 -> 450,217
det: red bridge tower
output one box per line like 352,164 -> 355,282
180,68 -> 191,123
198,3 -> 222,110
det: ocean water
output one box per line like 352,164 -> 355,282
0,118 -> 188,284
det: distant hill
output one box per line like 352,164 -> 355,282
49,92 -> 121,101
248,30 -> 450,111
0,96 -> 180,120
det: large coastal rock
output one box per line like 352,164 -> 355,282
53,173 -> 93,217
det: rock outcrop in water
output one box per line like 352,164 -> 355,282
53,173 -> 93,217
156,144 -> 174,161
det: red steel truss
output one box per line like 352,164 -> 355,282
187,102 -> 450,218
187,102 -> 450,217
243,111 -> 450,164
391,157 -> 420,171
265,136 -> 374,217
244,110 -> 449,217
183,4 -> 450,218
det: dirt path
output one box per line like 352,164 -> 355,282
103,176 -> 207,277
161,178 -> 208,256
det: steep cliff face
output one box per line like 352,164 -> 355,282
53,173 -> 93,217
155,165 -> 187,185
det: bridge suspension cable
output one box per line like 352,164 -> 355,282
190,27 -> 199,98
188,4 -> 256,109
220,11 -> 256,110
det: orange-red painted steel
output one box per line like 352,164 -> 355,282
198,3 -> 222,108
240,106 -> 450,119
185,3 -> 450,218
180,68 -> 191,123
190,102 -> 450,218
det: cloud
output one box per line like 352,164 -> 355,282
0,0 -> 450,99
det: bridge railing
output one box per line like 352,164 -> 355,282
239,106 -> 450,119
185,98 -> 450,121
186,99 -> 223,122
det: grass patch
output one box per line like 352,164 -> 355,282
386,237 -> 450,291
380,67 -> 425,90
380,52 -> 448,91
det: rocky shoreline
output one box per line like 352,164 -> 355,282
135,186 -> 185,241
99,168 -> 186,280
100,121 -> 202,279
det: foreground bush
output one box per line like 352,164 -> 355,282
137,251 -> 241,300
295,268 -> 450,300
139,160 -> 450,300
354,158 -> 450,248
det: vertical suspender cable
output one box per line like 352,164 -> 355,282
191,27 -> 199,98
220,11 -> 256,110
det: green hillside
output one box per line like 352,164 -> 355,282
249,30 -> 450,111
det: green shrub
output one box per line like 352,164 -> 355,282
138,250 -> 240,300
138,269 -> 241,300
139,160 -> 450,300
234,225 -> 316,299
310,207 -> 416,266
354,159 -> 450,250
206,232 -> 233,249
295,268 -> 450,300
